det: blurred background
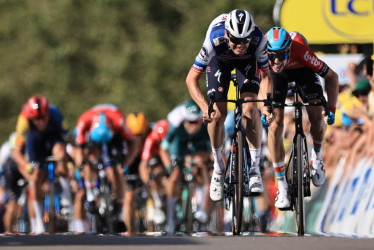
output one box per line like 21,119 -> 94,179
0,0 -> 372,142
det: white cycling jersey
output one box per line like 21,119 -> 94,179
191,13 -> 269,74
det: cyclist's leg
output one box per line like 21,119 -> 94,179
206,57 -> 232,175
206,57 -> 232,201
82,146 -> 99,214
266,70 -> 290,208
191,151 -> 210,225
295,68 -> 326,186
165,139 -> 184,235
3,158 -> 24,233
123,158 -> 140,236
147,158 -> 166,227
237,63 -> 263,193
52,141 -> 74,218
25,130 -> 48,234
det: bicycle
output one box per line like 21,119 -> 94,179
43,156 -> 71,233
86,159 -> 115,234
274,82 -> 331,236
208,75 -> 274,235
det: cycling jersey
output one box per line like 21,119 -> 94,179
14,104 -> 70,149
191,13 -> 269,74
285,32 -> 329,77
161,122 -> 211,165
141,120 -> 169,162
75,104 -> 133,146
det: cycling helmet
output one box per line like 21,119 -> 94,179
265,27 -> 291,51
183,99 -> 203,122
126,112 -> 150,135
225,9 -> 255,38
27,95 -> 50,119
89,113 -> 113,145
151,119 -> 169,141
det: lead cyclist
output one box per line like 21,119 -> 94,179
265,27 -> 339,209
185,9 -> 274,203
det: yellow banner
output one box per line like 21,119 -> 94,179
279,0 -> 374,44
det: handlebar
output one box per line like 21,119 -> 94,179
207,92 -> 275,120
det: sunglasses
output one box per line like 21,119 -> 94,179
228,34 -> 251,45
32,115 -> 48,122
186,120 -> 202,125
268,51 -> 289,62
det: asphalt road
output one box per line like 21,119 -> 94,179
1,233 -> 374,250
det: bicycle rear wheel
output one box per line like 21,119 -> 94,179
295,134 -> 305,236
232,131 -> 244,235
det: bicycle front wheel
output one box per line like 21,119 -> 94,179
232,131 -> 244,235
295,134 -> 305,236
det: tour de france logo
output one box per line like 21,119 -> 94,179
322,0 -> 374,41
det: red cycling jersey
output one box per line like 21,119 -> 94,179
75,104 -> 133,145
141,120 -> 168,162
285,32 -> 329,77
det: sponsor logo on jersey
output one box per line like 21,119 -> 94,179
213,37 -> 226,46
304,51 -> 321,67
207,88 -> 216,96
218,87 -> 224,92
199,46 -> 208,59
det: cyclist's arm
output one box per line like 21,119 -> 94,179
186,69 -> 210,122
259,69 -> 274,119
323,68 -> 339,111
123,139 -> 139,167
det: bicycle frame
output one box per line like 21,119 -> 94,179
275,82 -> 330,236
208,75 -> 273,235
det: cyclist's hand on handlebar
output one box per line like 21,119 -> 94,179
261,110 -> 275,127
203,110 -> 215,123
322,110 -> 335,125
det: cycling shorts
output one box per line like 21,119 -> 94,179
125,155 -> 142,190
271,67 -> 323,105
206,56 -> 260,100
3,157 -> 24,201
25,129 -> 66,171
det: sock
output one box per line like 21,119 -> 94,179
273,162 -> 288,189
167,197 -> 178,234
152,191 -> 163,209
195,185 -> 207,211
249,148 -> 261,175
33,200 -> 44,226
75,220 -> 86,233
116,199 -> 124,221
212,146 -> 224,173
58,177 -> 72,201
313,140 -> 323,158
85,181 -> 96,202
30,218 -> 37,233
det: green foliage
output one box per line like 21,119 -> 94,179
0,0 -> 276,142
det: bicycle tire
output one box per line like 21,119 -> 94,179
232,131 -> 244,235
295,134 -> 305,236
185,182 -> 194,234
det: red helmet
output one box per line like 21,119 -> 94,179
27,95 -> 50,119
151,119 -> 169,141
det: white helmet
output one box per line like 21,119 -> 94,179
225,9 -> 255,38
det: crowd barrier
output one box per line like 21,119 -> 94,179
271,156 -> 374,237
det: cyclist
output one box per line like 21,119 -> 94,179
138,119 -> 169,230
123,112 -> 152,236
161,99 -> 211,235
185,9 -> 274,202
75,104 -> 138,232
12,95 -> 73,234
265,27 -> 338,209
